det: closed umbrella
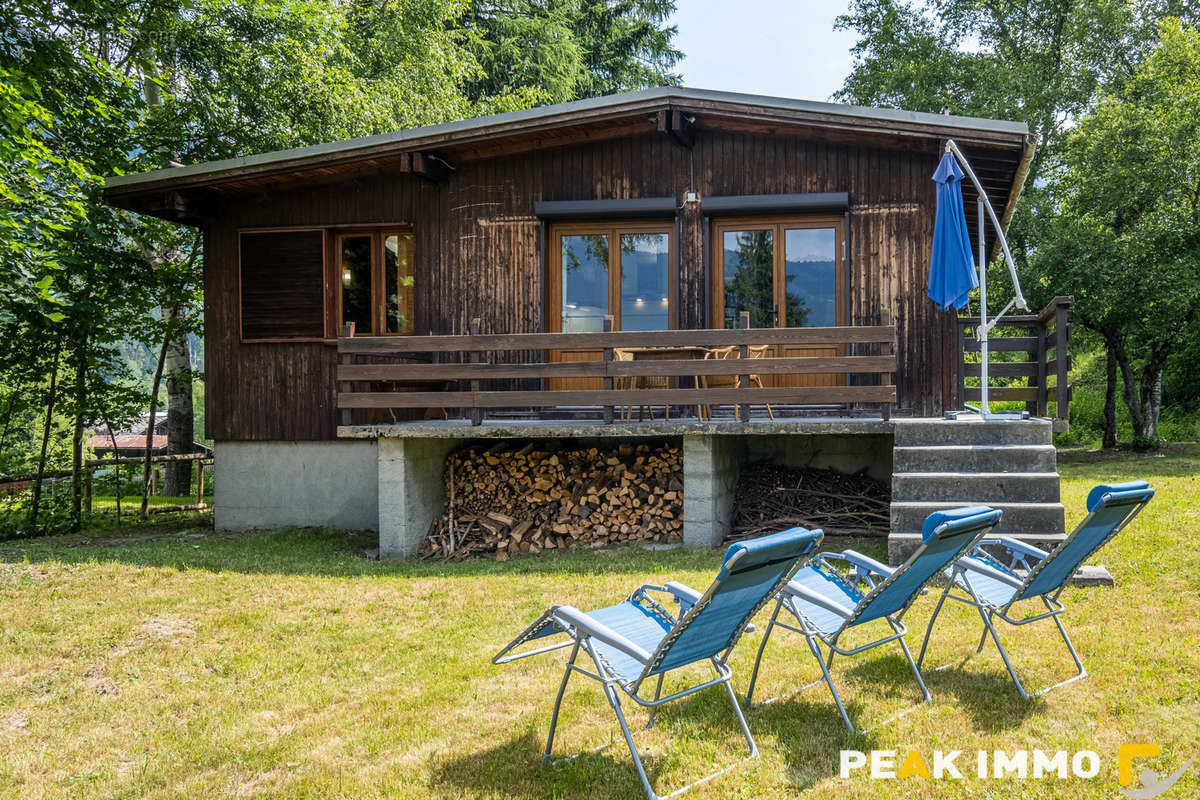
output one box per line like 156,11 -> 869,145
928,152 -> 978,311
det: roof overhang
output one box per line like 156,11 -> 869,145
104,86 -> 1031,222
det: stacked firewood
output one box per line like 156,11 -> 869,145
422,441 -> 683,560
727,462 -> 890,541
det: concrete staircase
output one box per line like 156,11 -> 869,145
888,418 -> 1067,565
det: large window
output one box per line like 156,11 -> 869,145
711,215 -> 845,387
547,221 -> 673,390
712,216 -> 843,330
337,229 -> 415,335
549,222 -> 674,333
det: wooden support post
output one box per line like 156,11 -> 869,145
340,323 -> 355,427
883,334 -> 894,421
1054,302 -> 1070,424
1034,316 -> 1048,418
602,315 -> 614,424
196,460 -> 205,507
84,467 -> 92,516
738,311 -> 751,422
469,318 -> 484,426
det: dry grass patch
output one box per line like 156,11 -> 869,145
0,447 -> 1197,798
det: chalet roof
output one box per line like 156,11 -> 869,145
103,86 -> 1034,224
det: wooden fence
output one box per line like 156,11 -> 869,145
337,313 -> 897,426
957,296 -> 1073,430
0,452 -> 213,518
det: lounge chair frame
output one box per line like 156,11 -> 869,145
916,483 -> 1153,699
745,507 -> 1001,732
494,529 -> 820,800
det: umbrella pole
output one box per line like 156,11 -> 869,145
978,201 -> 989,415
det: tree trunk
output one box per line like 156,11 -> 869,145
163,302 -> 193,496
1136,361 -> 1165,450
1103,345 -> 1118,449
1109,335 -> 1148,439
141,332 -> 171,521
28,338 -> 63,533
70,336 -> 88,532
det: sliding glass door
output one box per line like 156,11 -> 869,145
549,222 -> 674,389
712,216 -> 845,387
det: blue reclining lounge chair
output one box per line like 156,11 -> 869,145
493,526 -> 822,800
917,481 -> 1154,699
745,505 -> 1002,732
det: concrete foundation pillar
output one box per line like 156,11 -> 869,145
682,434 -> 745,549
377,437 -> 458,558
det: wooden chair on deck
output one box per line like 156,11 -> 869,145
699,346 -> 774,421
613,348 -> 649,421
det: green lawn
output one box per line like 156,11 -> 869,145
1,447 -> 1197,799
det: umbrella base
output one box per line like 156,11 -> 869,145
946,407 -> 1030,422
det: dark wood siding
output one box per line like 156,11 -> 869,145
204,129 -> 955,441
238,230 -> 325,340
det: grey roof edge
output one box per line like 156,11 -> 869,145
104,86 -> 1030,194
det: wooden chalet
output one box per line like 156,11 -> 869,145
104,87 -> 1072,562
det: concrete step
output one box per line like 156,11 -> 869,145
890,500 -> 1065,535
888,531 -> 1068,565
892,472 -> 1061,503
892,418 -> 1053,447
893,444 -> 1057,473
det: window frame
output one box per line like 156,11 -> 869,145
709,214 -> 846,330
546,220 -> 677,333
332,226 -> 416,337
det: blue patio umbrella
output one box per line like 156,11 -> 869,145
928,152 -> 978,311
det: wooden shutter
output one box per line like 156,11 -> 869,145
239,230 -> 325,340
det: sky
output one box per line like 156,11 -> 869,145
668,1 -> 858,102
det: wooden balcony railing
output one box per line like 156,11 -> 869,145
337,314 -> 897,426
956,296 -> 1073,430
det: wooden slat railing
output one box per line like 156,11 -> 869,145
337,316 -> 897,426
957,296 -> 1073,431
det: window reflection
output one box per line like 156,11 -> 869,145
620,233 -> 670,331
722,229 -> 774,329
385,233 -> 415,334
561,234 -> 609,332
784,228 -> 837,327
340,235 -> 373,334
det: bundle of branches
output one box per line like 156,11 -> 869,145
422,441 -> 683,560
727,462 -> 890,541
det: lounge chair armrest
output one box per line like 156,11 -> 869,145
663,581 -> 703,613
956,557 -> 1025,589
837,549 -> 896,581
977,536 -> 1049,565
782,581 -> 856,619
551,605 -> 653,664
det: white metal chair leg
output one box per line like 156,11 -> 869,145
544,641 -> 581,761
892,618 -> 932,702
603,681 -> 662,800
917,578 -> 955,669
806,633 -> 854,731
744,600 -> 783,705
719,669 -> 759,758
976,607 -> 1030,699
646,673 -> 665,729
